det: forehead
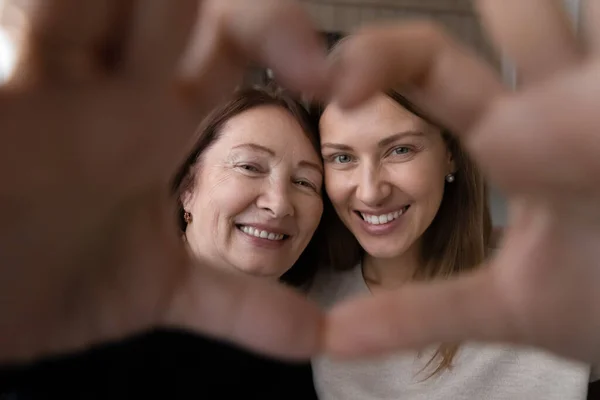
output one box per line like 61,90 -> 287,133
214,105 -> 319,159
320,93 -> 430,140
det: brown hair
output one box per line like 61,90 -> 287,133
316,91 -> 490,377
171,85 -> 325,288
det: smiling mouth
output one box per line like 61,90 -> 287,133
356,205 -> 410,225
236,225 -> 289,241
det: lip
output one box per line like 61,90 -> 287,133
353,206 -> 410,236
235,223 -> 292,250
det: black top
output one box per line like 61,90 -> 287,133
0,329 -> 318,399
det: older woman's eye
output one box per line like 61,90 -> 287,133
236,163 -> 261,173
295,180 -> 318,192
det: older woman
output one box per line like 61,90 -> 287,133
173,86 -> 324,287
2,86 -> 324,399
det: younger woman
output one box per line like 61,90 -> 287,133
311,91 -> 596,400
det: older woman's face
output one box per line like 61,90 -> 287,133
184,105 -> 323,279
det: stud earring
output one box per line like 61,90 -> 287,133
445,173 -> 455,183
183,211 -> 193,224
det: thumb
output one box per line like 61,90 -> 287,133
323,267 -> 514,359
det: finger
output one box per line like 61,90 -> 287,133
124,0 -> 198,81
164,261 -> 324,360
582,0 -> 600,54
330,22 -> 505,134
6,0 -> 134,83
176,0 -> 330,107
468,62 -> 600,198
324,268 -> 513,359
475,0 -> 582,85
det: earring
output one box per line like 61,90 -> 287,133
183,211 -> 193,224
445,173 -> 455,183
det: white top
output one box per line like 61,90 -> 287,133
310,264 -> 599,400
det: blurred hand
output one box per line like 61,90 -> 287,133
324,0 -> 600,364
0,0 -> 329,364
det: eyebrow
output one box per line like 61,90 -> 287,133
321,131 -> 425,151
231,143 -> 276,155
377,131 -> 425,148
299,160 -> 323,175
232,143 -> 323,174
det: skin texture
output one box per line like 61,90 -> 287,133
183,105 -> 323,280
2,0 -> 600,367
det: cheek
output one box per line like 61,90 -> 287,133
402,176 -> 442,202
325,170 -> 351,207
402,173 -> 446,220
297,195 -> 323,229
198,172 -> 256,219
390,158 -> 446,200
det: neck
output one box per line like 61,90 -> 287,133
362,243 -> 421,291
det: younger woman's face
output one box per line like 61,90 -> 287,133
320,94 -> 454,260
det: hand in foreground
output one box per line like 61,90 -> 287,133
324,0 -> 600,364
0,0 -> 329,364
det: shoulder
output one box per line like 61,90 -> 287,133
308,264 -> 365,310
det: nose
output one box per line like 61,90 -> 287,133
355,163 -> 391,207
256,180 -> 294,218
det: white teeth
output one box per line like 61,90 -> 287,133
360,207 -> 407,225
239,225 -> 285,241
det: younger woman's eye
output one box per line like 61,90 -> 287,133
333,154 -> 353,164
392,146 -> 411,155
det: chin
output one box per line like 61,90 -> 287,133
236,260 -> 287,279
365,249 -> 405,260
360,241 -> 408,260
